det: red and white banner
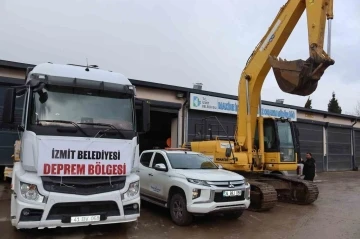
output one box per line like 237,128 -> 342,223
37,138 -> 134,176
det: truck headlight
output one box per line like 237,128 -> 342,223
20,182 -> 45,203
124,181 -> 140,199
187,178 -> 210,187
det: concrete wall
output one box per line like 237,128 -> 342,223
298,111 -> 359,128
0,67 -> 25,79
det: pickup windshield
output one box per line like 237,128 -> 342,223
166,153 -> 218,169
30,85 -> 134,130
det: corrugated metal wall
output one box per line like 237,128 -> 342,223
353,130 -> 360,169
327,126 -> 352,171
187,110 -> 236,141
295,122 -> 324,172
186,110 -> 358,172
0,85 -> 24,166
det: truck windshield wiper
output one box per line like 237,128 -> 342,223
38,120 -> 89,137
77,122 -> 125,138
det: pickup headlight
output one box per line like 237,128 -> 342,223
244,178 -> 250,186
244,179 -> 250,200
192,189 -> 201,199
123,181 -> 140,199
187,178 -> 210,187
20,182 -> 45,203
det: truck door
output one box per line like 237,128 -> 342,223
137,152 -> 154,196
148,152 -> 169,201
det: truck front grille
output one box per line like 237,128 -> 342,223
41,176 -> 126,195
214,192 -> 245,202
46,201 -> 120,221
207,181 -> 244,188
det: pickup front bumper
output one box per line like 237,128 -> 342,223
186,185 -> 250,214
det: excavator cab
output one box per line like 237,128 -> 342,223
268,55 -> 335,96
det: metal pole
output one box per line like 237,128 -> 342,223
327,19 -> 332,56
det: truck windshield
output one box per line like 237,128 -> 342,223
31,85 -> 134,130
276,121 -> 295,162
167,153 -> 218,169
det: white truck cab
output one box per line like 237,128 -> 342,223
135,148 -> 251,226
1,63 -> 151,229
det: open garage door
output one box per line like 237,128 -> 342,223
135,99 -> 181,153
295,121 -> 324,172
327,126 -> 352,171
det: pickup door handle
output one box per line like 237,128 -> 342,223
149,173 -> 153,176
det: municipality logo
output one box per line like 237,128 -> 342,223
193,96 -> 201,107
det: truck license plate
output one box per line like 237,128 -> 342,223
223,190 -> 242,197
70,215 -> 101,223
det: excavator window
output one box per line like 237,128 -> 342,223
264,120 -> 279,152
254,119 -> 279,152
276,121 -> 296,162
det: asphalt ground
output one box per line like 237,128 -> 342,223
1,171 -> 359,239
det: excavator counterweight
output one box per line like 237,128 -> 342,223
269,55 -> 335,96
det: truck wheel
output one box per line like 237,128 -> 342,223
223,209 -> 244,220
169,193 -> 193,226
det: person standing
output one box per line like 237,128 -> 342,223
301,152 -> 316,181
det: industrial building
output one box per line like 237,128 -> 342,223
0,59 -> 359,173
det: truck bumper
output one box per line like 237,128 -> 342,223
187,199 -> 250,214
12,192 -> 140,229
11,166 -> 140,229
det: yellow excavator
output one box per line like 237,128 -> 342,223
183,0 -> 334,211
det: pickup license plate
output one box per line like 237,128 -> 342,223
70,215 -> 101,223
223,190 -> 242,197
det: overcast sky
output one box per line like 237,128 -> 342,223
0,0 -> 359,114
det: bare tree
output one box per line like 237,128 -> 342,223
354,100 -> 360,116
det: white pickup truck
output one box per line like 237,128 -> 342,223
134,148 -> 251,226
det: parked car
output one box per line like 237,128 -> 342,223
134,148 -> 251,226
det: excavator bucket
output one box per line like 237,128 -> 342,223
268,56 -> 332,96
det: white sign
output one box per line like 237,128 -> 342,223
190,93 -> 297,121
37,138 -> 133,176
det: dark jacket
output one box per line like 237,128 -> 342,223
302,157 -> 316,177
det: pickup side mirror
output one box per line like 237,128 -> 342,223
2,88 -> 16,124
141,100 -> 150,133
154,163 -> 167,172
225,147 -> 232,158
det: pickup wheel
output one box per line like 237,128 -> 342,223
169,193 -> 193,226
223,209 -> 244,220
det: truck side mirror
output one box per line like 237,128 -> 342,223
2,88 -> 16,124
154,163 -> 167,172
225,147 -> 232,158
141,100 -> 150,132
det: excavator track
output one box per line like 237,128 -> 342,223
262,174 -> 319,205
247,180 -> 278,212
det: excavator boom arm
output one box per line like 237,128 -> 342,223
235,0 -> 334,152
